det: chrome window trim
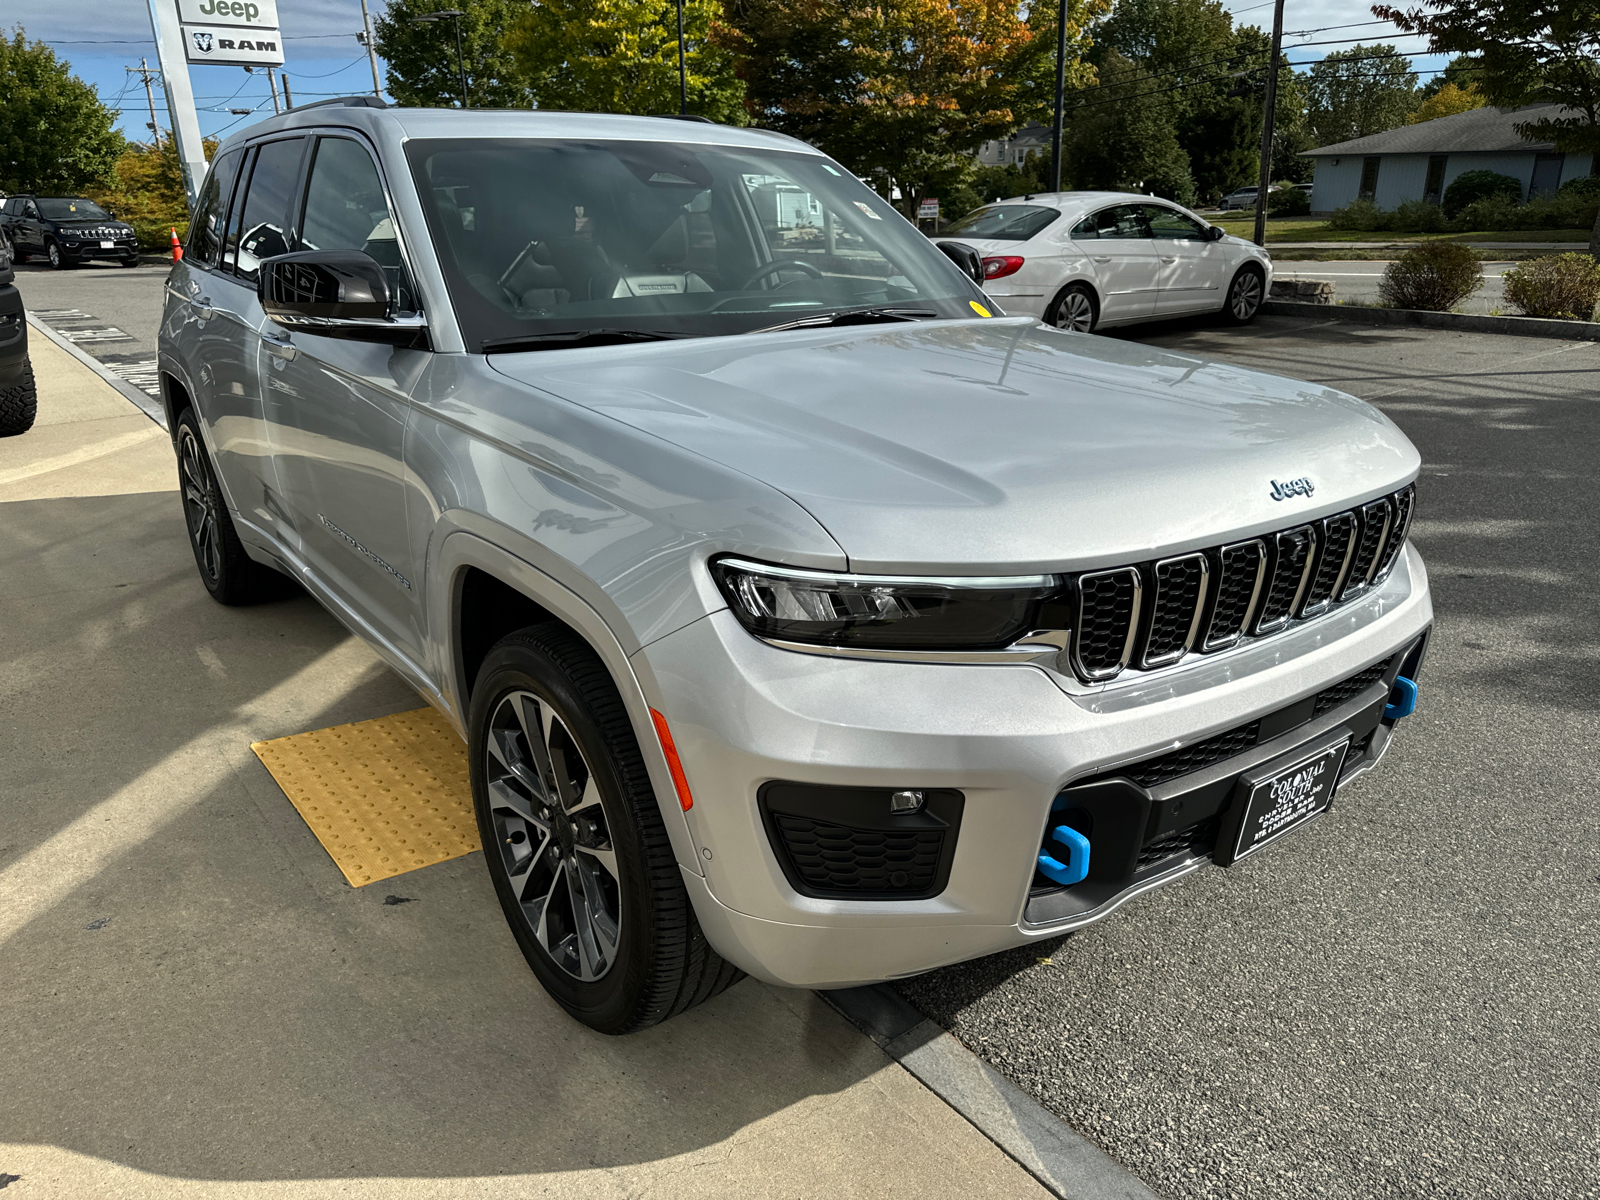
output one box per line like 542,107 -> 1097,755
1140,552 -> 1209,670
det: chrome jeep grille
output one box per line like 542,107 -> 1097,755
1066,484 -> 1415,684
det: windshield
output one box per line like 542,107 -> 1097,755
405,138 -> 981,350
941,204 -> 1059,241
39,199 -> 110,220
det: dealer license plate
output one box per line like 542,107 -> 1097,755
1227,737 -> 1350,863
100,240 -> 114,248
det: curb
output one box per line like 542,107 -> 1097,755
1261,299 -> 1600,341
26,313 -> 168,428
821,985 -> 1160,1200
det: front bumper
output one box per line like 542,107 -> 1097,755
638,545 -> 1433,989
58,238 -> 138,261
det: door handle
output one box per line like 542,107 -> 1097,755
189,295 -> 213,318
261,329 -> 298,362
1160,256 -> 1177,263
1092,255 -> 1111,263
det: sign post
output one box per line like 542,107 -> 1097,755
146,0 -> 210,208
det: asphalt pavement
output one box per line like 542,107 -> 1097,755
898,313 -> 1600,1199
9,258 -> 169,398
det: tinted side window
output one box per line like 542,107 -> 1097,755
1070,215 -> 1098,240
188,149 -> 243,266
230,137 -> 305,283
297,137 -> 415,310
1102,205 -> 1151,239
1143,204 -> 1205,240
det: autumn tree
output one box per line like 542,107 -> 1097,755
0,28 -> 122,194
1407,80 -> 1485,123
505,0 -> 744,122
725,0 -> 1106,218
373,0 -> 532,108
1303,44 -> 1419,146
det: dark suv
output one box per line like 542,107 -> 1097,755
0,195 -> 140,269
0,226 -> 35,435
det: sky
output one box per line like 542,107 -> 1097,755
12,0 -> 1450,146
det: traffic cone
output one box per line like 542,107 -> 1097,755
170,227 -> 183,262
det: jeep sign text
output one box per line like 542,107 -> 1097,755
178,0 -> 280,29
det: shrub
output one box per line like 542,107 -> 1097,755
1378,242 -> 1483,311
1390,199 -> 1447,233
1450,193 -> 1525,231
1328,198 -> 1391,231
1442,170 -> 1522,219
1502,253 -> 1600,320
1557,175 -> 1600,201
1268,185 -> 1310,216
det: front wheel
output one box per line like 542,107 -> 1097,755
119,254 -> 141,268
1223,266 -> 1265,324
46,240 -> 70,270
1046,283 -> 1098,333
174,408 -> 284,604
469,624 -> 742,1033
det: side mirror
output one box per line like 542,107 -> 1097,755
1206,225 -> 1227,242
258,249 -> 426,346
935,239 -> 986,284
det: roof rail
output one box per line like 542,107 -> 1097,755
652,113 -> 717,124
289,96 -> 390,112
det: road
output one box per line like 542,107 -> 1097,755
11,258 -> 169,398
898,312 -> 1600,1200
1273,258 -> 1515,315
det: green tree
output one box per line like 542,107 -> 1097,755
0,28 -> 122,194
1415,53 -> 1480,101
725,0 -> 1106,219
1407,80 -> 1486,123
1060,50 -> 1193,199
1303,43 -> 1419,146
504,0 -> 744,122
373,0 -> 532,108
1372,0 -> 1600,153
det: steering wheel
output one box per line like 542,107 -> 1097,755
740,258 -> 825,289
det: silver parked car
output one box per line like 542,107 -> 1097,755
936,192 -> 1272,332
159,103 -> 1432,1033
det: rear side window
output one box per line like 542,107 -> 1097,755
227,137 -> 305,283
187,149 -> 243,267
942,204 -> 1059,241
296,137 -> 415,310
1073,205 -> 1150,240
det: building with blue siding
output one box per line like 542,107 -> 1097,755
1305,105 -> 1594,214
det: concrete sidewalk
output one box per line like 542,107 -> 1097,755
0,337 -> 1058,1198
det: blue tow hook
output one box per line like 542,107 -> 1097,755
1037,824 -> 1091,887
1385,675 -> 1418,721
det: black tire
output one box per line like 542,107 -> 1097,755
173,408 -> 283,604
46,240 -> 71,270
119,254 -> 141,268
1046,282 -> 1098,333
1223,265 -> 1265,324
0,358 -> 38,437
469,624 -> 742,1034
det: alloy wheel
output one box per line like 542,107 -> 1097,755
179,428 -> 221,581
1054,289 -> 1095,333
1230,271 -> 1263,320
47,242 -> 62,269
484,690 -> 621,982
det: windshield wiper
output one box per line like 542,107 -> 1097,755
746,307 -> 940,335
481,328 -> 690,353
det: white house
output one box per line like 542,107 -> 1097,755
1304,104 -> 1595,213
974,124 -> 1052,168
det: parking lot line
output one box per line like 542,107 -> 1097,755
251,707 -> 479,887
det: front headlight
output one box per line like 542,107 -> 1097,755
712,556 -> 1064,650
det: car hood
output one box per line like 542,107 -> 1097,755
488,317 -> 1418,574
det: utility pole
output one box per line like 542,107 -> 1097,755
359,0 -> 384,98
267,66 -> 283,114
676,0 -> 687,115
1050,0 -> 1068,192
128,58 -> 163,146
281,74 -> 294,109
1253,0 -> 1286,247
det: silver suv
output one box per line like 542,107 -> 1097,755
158,102 -> 1432,1033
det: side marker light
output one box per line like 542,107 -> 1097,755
649,708 -> 694,811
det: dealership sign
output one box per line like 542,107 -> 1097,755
179,0 -> 284,66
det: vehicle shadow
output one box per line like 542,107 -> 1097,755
0,490 -> 892,1184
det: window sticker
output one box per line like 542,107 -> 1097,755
852,201 -> 882,220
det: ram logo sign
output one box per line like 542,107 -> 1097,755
180,23 -> 284,65
190,30 -> 214,53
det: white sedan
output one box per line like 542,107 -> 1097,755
936,192 -> 1273,334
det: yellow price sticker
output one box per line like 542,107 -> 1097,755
969,301 -> 992,318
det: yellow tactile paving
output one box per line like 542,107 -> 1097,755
251,706 -> 479,887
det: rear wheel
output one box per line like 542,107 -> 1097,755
469,624 -> 742,1034
0,359 -> 38,437
1046,283 -> 1098,333
1223,265 -> 1265,324
174,408 -> 283,604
